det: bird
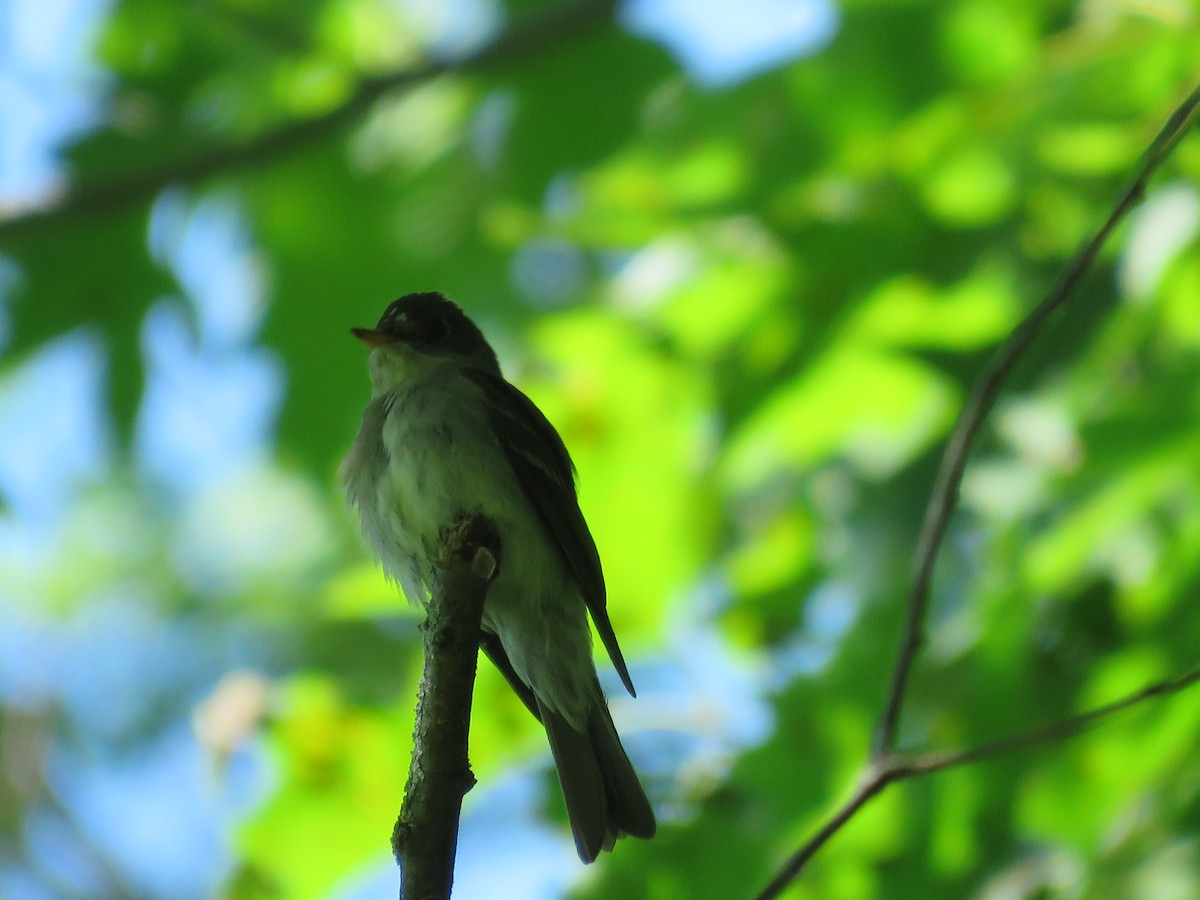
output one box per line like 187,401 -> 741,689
340,291 -> 656,862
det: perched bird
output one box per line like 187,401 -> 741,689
341,292 -> 655,862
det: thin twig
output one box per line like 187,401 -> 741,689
873,82 -> 1200,759
900,664 -> 1200,778
0,0 -> 619,240
755,81 -> 1200,900
392,515 -> 499,900
753,766 -> 894,900
755,663 -> 1200,900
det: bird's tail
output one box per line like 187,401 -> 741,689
539,694 -> 656,863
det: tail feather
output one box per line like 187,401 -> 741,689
590,702 -> 656,841
539,695 -> 656,863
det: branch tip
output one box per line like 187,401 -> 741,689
470,547 -> 498,581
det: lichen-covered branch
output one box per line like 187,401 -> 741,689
392,515 -> 500,899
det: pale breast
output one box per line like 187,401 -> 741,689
345,371 -> 511,602
343,365 -> 597,722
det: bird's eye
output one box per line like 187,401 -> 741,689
417,316 -> 451,343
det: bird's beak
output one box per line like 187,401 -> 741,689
350,328 -> 395,348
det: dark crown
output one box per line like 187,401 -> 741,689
375,292 -> 500,373
377,292 -> 459,334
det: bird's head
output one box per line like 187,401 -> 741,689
352,292 -> 501,393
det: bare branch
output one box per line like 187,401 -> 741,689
755,81 -> 1200,900
392,515 -> 500,900
873,82 -> 1200,759
753,766 -> 894,900
898,664 -> 1200,778
755,663 -> 1200,900
0,0 -> 619,241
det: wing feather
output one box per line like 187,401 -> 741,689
465,369 -> 636,697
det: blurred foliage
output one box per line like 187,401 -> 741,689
2,0 -> 1200,897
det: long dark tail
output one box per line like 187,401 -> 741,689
538,695 -> 656,863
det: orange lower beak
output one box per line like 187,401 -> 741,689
351,328 -> 395,348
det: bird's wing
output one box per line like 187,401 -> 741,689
464,368 -> 636,697
479,629 -> 542,720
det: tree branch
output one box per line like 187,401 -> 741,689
753,766 -> 894,900
392,514 -> 500,900
755,663 -> 1200,900
898,664 -> 1200,778
755,81 -> 1200,900
0,0 -> 620,241
873,82 -> 1200,759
